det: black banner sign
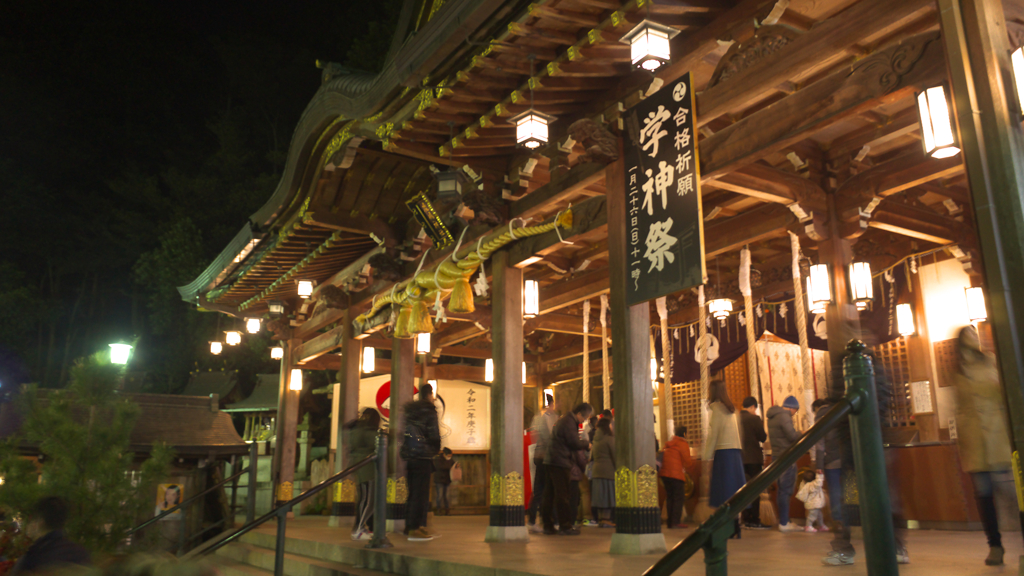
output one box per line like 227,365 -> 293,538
622,72 -> 706,306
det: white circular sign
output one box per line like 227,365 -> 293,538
671,82 -> 688,102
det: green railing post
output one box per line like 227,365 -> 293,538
369,430 -> 392,549
274,507 -> 289,576
247,440 -> 259,524
844,340 -> 899,576
702,524 -> 732,576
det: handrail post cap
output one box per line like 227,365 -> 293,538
845,339 -> 866,354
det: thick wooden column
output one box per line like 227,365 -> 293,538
276,338 -> 302,508
329,310 -> 363,526
607,145 -> 666,555
486,250 -> 528,542
388,336 -> 415,529
939,0 -> 1024,533
821,194 -> 862,398
907,270 -> 939,442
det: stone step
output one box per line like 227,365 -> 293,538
214,542 -> 390,576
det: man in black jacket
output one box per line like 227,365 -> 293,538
401,384 -> 442,541
739,396 -> 770,529
541,402 -> 593,535
10,497 -> 89,576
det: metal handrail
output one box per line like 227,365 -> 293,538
645,340 -> 899,576
128,466 -> 250,537
199,453 -> 376,557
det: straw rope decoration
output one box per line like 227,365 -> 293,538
788,232 -> 815,429
354,209 -> 573,335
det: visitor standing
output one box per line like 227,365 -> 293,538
659,425 -> 694,529
401,384 -> 441,541
528,400 -> 558,533
813,398 -> 843,533
345,408 -> 380,540
739,396 -> 769,529
953,325 -> 1013,566
795,470 -> 827,532
541,403 -> 593,535
10,497 -> 90,576
433,448 -> 457,516
702,379 -> 745,538
767,395 -> 801,532
590,418 -> 616,527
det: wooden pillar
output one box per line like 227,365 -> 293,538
486,251 -> 528,542
329,310 -> 363,526
276,338 -> 301,508
821,195 -> 861,398
388,336 -> 415,529
939,0 -> 1024,529
907,270 -> 939,442
607,145 -> 666,555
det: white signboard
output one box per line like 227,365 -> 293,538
910,380 -> 934,414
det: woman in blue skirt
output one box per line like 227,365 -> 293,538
702,379 -> 746,538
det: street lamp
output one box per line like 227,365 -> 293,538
916,86 -> 960,159
109,343 -> 132,366
849,262 -> 873,310
620,19 -> 679,72
246,318 -> 261,334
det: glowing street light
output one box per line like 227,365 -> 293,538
270,346 -> 284,360
246,318 -> 262,334
109,343 -> 133,366
362,346 -> 376,373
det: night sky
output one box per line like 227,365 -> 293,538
0,1 -> 397,391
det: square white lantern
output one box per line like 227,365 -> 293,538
225,331 -> 242,346
210,341 -> 223,355
485,358 -> 494,383
416,332 -> 431,354
270,346 -> 284,360
246,318 -> 262,334
1012,47 -> 1024,116
362,346 -> 376,373
510,109 -> 555,149
297,280 -> 314,299
707,298 -> 733,321
289,368 -> 303,391
619,19 -> 679,72
544,387 -> 554,407
916,86 -> 960,159
849,262 -> 873,311
109,343 -> 132,366
806,264 -> 832,315
436,170 -> 468,202
896,303 -> 916,336
524,279 -> 540,318
965,287 -> 988,322
268,300 -> 285,317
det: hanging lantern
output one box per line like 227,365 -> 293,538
916,85 -> 960,159
268,301 -> 285,317
485,358 -> 494,383
416,332 -> 431,354
289,368 -> 303,392
543,388 -> 554,407
523,279 -> 540,318
619,19 -> 679,72
510,109 -> 556,149
210,341 -> 223,355
225,331 -> 242,346
246,318 -> 262,334
109,343 -> 132,366
270,346 -> 284,360
522,362 -> 527,385
806,264 -> 832,315
427,379 -> 438,396
707,298 -> 733,321
965,286 -> 988,322
1012,47 -> 1024,116
362,346 -> 376,373
849,262 -> 873,311
436,170 -> 469,202
297,280 -> 314,299
896,304 -> 916,336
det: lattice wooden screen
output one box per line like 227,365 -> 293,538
870,337 -> 915,428
934,339 -> 959,388
671,380 -> 703,448
716,353 -> 750,410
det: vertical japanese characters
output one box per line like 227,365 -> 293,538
465,387 -> 477,446
623,73 -> 706,306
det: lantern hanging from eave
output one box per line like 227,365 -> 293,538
270,346 -> 284,360
916,85 -> 960,159
289,368 -> 303,391
806,264 -> 832,315
416,332 -> 431,355
707,298 -> 733,321
362,346 -> 376,373
297,280 -> 314,299
619,19 -> 679,72
268,300 -> 285,317
896,304 -> 916,336
210,341 -> 223,355
246,318 -> 261,334
510,109 -> 556,150
225,331 -> 242,346
436,170 -> 469,202
849,262 -> 873,311
965,286 -> 988,322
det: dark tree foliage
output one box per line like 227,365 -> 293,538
0,1 -> 396,391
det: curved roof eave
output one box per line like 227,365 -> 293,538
177,0 -> 512,305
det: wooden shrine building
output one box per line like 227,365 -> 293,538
177,0 -> 1024,553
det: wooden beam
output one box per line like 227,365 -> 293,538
704,204 -> 795,258
837,150 -> 964,213
545,358 -> 608,385
868,213 -> 955,245
525,312 -> 591,336
699,32 -> 947,179
538,337 -> 607,364
538,268 -> 610,314
437,323 -> 488,347
695,0 -> 933,124
510,162 -> 606,220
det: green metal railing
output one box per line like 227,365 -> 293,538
644,340 -> 899,576
198,430 -> 392,576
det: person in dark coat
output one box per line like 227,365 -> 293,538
345,408 -> 380,540
767,395 -> 801,532
739,396 -> 769,529
401,384 -> 442,541
433,448 -> 457,516
541,402 -> 593,535
10,497 -> 89,576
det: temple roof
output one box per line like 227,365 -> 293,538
223,374 -> 280,413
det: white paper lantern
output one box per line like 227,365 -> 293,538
619,19 -> 679,72
806,264 -> 832,315
965,287 -> 988,322
290,368 -> 303,391
362,346 -> 376,373
297,280 -> 314,299
896,304 -> 916,336
210,341 -> 223,355
916,86 -> 960,159
485,358 -> 494,383
524,279 -> 540,318
849,262 -> 873,310
246,318 -> 261,334
510,109 -> 555,149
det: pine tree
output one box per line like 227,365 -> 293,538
0,354 -> 172,554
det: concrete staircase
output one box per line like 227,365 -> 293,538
212,532 -> 391,576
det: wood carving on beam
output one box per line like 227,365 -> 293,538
567,119 -> 618,164
266,318 -> 292,341
316,285 -> 347,310
461,189 -> 507,226
707,25 -> 803,89
368,252 -> 404,282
